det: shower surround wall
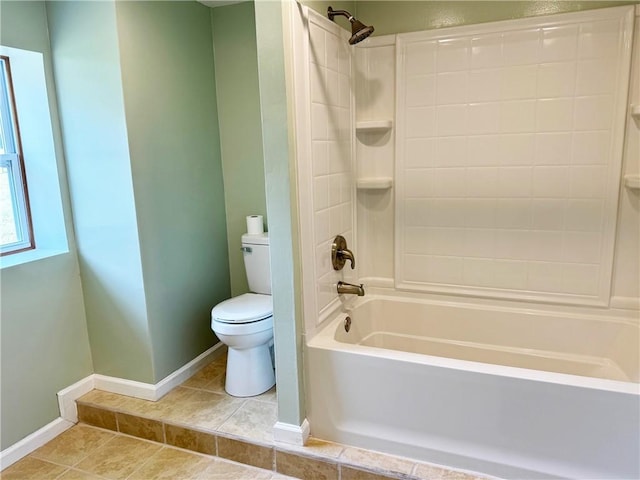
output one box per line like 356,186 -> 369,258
294,4 -> 639,336
295,7 -> 357,338
353,6 -> 639,310
394,8 -> 633,305
293,3 -> 639,478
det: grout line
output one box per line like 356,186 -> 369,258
53,467 -> 71,480
121,443 -> 164,480
68,425 -> 119,469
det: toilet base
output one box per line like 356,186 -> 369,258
225,344 -> 275,397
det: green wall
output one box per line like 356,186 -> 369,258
115,0 -> 230,381
116,1 -> 230,382
48,0 -> 230,384
254,0 -> 306,429
301,0 -> 356,17
211,1 -> 267,297
354,1 -> 639,35
47,0 -> 155,382
0,0 -> 93,450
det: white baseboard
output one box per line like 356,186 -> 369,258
4,366 -> 184,468
154,343 -> 226,399
4,344 -> 225,470
93,343 -> 225,401
0,418 -> 74,470
56,343 -> 225,420
273,418 -> 310,446
57,376 -> 95,423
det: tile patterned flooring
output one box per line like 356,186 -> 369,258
3,352 -> 492,480
2,424 -> 294,480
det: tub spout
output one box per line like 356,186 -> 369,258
337,281 -> 365,296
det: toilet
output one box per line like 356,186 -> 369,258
211,233 -> 275,397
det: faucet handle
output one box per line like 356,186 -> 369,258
331,235 -> 355,270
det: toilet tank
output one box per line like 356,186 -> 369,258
242,233 -> 271,295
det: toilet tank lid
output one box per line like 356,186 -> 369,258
211,293 -> 273,323
242,233 -> 269,245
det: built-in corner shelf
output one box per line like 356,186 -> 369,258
624,174 -> 640,190
631,104 -> 640,120
356,120 -> 393,133
356,177 -> 393,190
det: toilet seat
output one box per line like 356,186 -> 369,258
211,293 -> 272,324
212,315 -> 273,336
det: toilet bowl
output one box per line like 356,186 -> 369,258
210,233 -> 275,397
211,293 -> 275,397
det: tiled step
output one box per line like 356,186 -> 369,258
76,394 -> 483,480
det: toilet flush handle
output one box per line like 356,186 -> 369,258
241,246 -> 252,253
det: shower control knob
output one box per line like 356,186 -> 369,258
331,235 -> 355,270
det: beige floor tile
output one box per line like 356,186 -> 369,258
270,473 -> 300,480
118,387 -> 196,420
193,457 -> 272,480
1,456 -> 67,480
413,463 -> 485,480
339,446 -> 415,475
275,450 -> 338,480
75,435 -> 162,479
217,435 -> 274,470
182,356 -> 227,389
254,385 -> 277,403
278,437 -> 345,460
165,424 -> 216,456
341,465 -> 398,480
78,405 -> 117,432
31,424 -> 115,466
78,390 -> 139,411
58,468 -> 107,480
128,446 -> 213,480
200,373 -> 226,393
164,389 -> 244,430
116,412 -> 164,442
218,399 -> 277,443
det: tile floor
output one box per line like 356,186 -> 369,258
2,424 -> 294,480
4,351 -> 492,480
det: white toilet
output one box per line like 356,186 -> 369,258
211,233 -> 275,397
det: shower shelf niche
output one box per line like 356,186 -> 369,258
356,177 -> 393,190
631,104 -> 640,121
356,120 -> 393,133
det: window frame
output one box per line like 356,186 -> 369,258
0,54 -> 35,256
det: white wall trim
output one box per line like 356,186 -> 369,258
273,418 -> 310,445
3,344 -> 225,470
58,343 -> 226,409
57,376 -> 96,423
154,343 -> 226,399
0,418 -> 74,470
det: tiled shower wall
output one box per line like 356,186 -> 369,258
394,8 -> 634,305
306,10 -> 356,322
297,5 -> 638,339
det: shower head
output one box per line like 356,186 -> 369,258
327,6 -> 375,45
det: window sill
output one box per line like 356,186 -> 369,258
0,248 -> 69,269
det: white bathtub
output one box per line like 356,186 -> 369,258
305,296 -> 640,479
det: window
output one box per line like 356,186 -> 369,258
0,55 -> 34,255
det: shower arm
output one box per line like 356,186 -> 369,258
327,6 -> 355,23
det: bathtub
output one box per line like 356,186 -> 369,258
305,296 -> 640,479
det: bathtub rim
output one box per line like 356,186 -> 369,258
308,295 -> 640,396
